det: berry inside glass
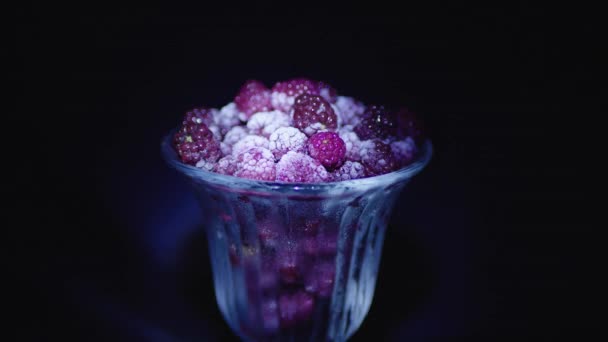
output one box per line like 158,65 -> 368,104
162,79 -> 432,341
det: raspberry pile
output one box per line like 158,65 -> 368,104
173,78 -> 425,182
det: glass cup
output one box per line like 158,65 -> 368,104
161,130 -> 432,341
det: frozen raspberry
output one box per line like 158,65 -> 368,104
275,151 -> 330,183
354,105 -> 397,141
391,137 -> 417,167
332,160 -> 366,181
182,107 -> 217,127
234,80 -> 273,120
307,132 -> 346,170
271,78 -> 320,113
268,127 -> 307,160
291,93 -> 338,136
208,124 -> 222,142
335,96 -> 366,126
195,159 -> 216,171
221,126 -> 248,155
234,147 -> 276,181
173,121 -> 221,165
318,80 -> 337,103
395,107 -> 426,142
360,139 -> 399,176
214,155 -> 238,175
232,135 -> 270,157
338,125 -> 362,161
246,110 -> 290,137
214,102 -> 242,134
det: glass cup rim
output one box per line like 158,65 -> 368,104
161,128 -> 433,195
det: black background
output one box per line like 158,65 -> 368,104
11,2 -> 596,341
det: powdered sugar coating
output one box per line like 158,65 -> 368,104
234,147 -> 276,181
215,155 -> 238,175
232,135 -> 270,157
390,137 -> 417,167
268,127 -> 308,160
215,102 -> 242,134
246,110 -> 291,137
275,151 -> 330,183
332,161 -> 366,181
335,96 -> 366,126
338,125 -> 362,161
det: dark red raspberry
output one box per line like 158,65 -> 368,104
292,94 -> 338,136
395,107 -> 426,142
354,105 -> 397,140
360,139 -> 399,176
234,80 -> 273,119
271,78 -> 320,112
173,121 -> 221,165
183,107 -> 216,126
307,132 -> 346,170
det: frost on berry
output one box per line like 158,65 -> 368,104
335,96 -> 366,126
275,151 -> 330,183
332,161 -> 366,181
359,139 -> 399,176
232,135 -> 270,157
268,127 -> 307,160
208,124 -> 222,142
195,159 -> 216,171
318,81 -> 337,103
173,121 -> 221,166
271,78 -> 320,113
214,102 -> 242,134
221,126 -> 248,155
306,132 -> 346,170
291,94 -> 338,136
391,137 -> 417,167
338,125 -> 362,161
215,155 -> 238,175
234,147 -> 276,181
234,80 -> 273,120
246,110 -> 291,137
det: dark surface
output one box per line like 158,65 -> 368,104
11,3 -> 595,341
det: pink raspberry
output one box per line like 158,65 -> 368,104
183,107 -> 217,126
271,78 -> 320,113
173,121 -> 221,166
391,137 -> 417,167
332,161 -> 366,181
246,110 -> 291,137
338,125 -> 362,161
268,127 -> 307,160
291,93 -> 338,136
234,147 -> 276,181
307,132 -> 346,170
234,80 -> 273,120
231,135 -> 269,157
354,105 -> 397,141
215,155 -> 238,175
335,96 -> 366,126
220,126 -> 248,155
275,151 -> 330,183
318,80 -> 337,103
214,102 -> 242,134
359,139 -> 399,176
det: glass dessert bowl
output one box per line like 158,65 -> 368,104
161,79 -> 432,341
